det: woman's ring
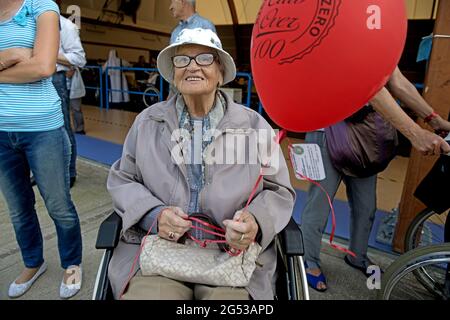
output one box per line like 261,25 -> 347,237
168,231 -> 176,240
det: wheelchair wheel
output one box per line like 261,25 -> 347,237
405,208 -> 448,251
404,209 -> 449,296
143,86 -> 160,108
378,243 -> 450,300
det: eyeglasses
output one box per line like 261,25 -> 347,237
172,53 -> 217,68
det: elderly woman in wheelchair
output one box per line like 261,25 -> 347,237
105,28 -> 296,300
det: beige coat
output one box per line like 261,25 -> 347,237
107,93 -> 295,300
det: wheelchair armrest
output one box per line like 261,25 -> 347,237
95,212 -> 122,250
279,218 -> 304,256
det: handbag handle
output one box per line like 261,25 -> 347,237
184,216 -> 242,257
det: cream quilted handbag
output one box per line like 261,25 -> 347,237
139,235 -> 262,287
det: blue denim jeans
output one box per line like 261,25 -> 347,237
52,72 -> 77,178
0,127 -> 82,269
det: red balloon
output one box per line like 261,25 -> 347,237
251,0 -> 407,132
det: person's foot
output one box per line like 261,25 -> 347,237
60,265 -> 82,299
75,130 -> 86,135
15,265 -> 44,284
305,262 -> 327,292
8,262 -> 47,298
70,177 -> 76,188
344,255 -> 383,277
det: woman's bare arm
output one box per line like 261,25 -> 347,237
387,67 -> 450,132
0,11 -> 59,83
370,87 -> 450,155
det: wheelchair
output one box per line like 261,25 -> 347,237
378,153 -> 450,300
92,212 -> 310,300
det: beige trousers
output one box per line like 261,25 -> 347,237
121,272 -> 250,300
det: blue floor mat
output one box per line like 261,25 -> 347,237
75,134 -> 122,166
293,190 -> 394,254
76,134 -> 395,253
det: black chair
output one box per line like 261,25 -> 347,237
92,212 -> 309,300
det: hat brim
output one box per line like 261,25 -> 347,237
157,42 -> 237,86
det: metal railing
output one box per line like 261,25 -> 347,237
235,72 -> 253,108
81,67 -> 264,114
104,67 -> 164,110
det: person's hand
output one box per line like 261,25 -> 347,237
0,48 -> 32,70
66,68 -> 75,79
428,116 -> 450,138
12,48 -> 33,61
410,127 -> 450,155
223,210 -> 259,251
157,207 -> 192,242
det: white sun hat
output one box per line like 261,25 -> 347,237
157,28 -> 237,85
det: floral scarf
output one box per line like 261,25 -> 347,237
175,91 -> 226,186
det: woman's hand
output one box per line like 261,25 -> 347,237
410,127 -> 450,156
0,48 -> 32,70
66,68 -> 75,79
157,207 -> 192,242
223,210 -> 259,251
428,115 -> 450,137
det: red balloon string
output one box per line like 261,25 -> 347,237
285,136 -> 356,258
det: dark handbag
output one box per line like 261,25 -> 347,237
325,106 -> 399,178
414,155 -> 450,214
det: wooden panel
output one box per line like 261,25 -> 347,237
394,0 -> 450,252
415,0 -> 436,19
406,0 -> 439,19
433,0 -> 440,18
405,0 -> 417,18
198,0 -> 233,25
83,43 -> 149,63
80,21 -> 170,52
61,0 -> 176,33
234,0 -> 262,24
